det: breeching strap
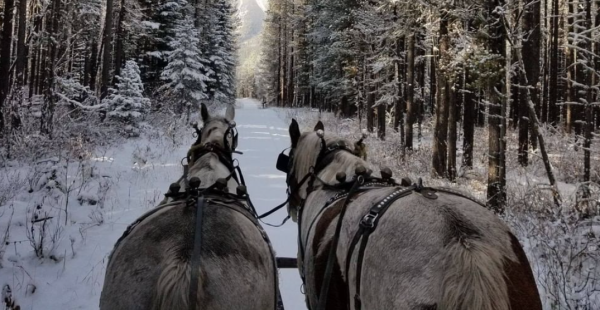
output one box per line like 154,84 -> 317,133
189,196 -> 205,310
346,185 -> 415,310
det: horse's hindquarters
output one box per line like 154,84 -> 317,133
350,192 -> 541,310
100,202 -> 275,310
300,189 -> 542,310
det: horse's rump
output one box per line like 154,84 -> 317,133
100,201 -> 275,310
303,188 -> 541,310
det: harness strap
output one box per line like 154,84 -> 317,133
189,196 -> 205,310
346,186 -> 415,310
316,176 -> 364,310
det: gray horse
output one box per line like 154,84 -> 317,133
100,104 -> 276,310
284,119 -> 542,310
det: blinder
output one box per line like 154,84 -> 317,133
276,149 -> 290,173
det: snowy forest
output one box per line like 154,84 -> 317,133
0,0 -> 600,308
256,0 -> 600,212
253,0 -> 600,307
0,0 -> 238,144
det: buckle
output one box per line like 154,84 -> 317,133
360,211 -> 378,228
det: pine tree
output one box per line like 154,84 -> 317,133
104,60 -> 151,124
160,14 -> 212,115
203,0 -> 238,106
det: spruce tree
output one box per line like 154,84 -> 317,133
160,13 -> 212,116
203,0 -> 238,106
104,60 -> 151,124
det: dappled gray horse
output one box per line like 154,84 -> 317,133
279,119 -> 542,310
100,104 -> 277,310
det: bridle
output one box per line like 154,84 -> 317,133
187,118 -> 243,183
193,118 -> 239,152
275,131 -> 365,209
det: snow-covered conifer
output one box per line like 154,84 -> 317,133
202,0 -> 238,106
160,13 -> 212,116
104,60 -> 150,123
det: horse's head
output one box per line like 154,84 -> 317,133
188,103 -> 237,165
280,119 -> 363,221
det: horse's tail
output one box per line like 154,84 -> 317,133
152,258 -> 196,310
439,238 -> 511,310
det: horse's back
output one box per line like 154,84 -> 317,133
100,202 -> 275,310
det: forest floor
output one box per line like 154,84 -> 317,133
1,98 -> 599,309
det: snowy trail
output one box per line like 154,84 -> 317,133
0,98 -> 306,310
233,98 -> 306,310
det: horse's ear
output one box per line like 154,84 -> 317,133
225,104 -> 235,121
290,119 -> 301,148
314,121 -> 324,132
201,103 -> 210,122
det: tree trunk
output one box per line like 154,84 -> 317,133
29,2 -> 43,99
393,36 -> 404,131
565,0 -> 575,133
377,101 -> 385,140
113,0 -> 126,82
429,44 -> 436,115
487,0 -> 506,212
276,7 -> 282,106
366,73 -> 374,133
0,0 -> 15,134
15,0 -> 27,88
89,39 -> 99,91
463,68 -> 475,168
547,0 -> 559,125
101,0 -> 115,99
41,0 -> 61,136
447,79 -> 457,181
519,0 -> 540,166
583,0 -> 593,183
404,34 -> 415,150
432,17 -> 449,178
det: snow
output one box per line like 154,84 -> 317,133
0,98 -> 307,309
234,99 -> 307,310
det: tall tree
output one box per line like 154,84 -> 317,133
404,34 -> 416,150
0,0 -> 15,134
582,0 -> 593,183
518,0 -> 540,166
15,0 -> 28,88
432,14 -> 450,178
160,14 -> 211,117
463,68 -> 475,167
40,0 -> 62,136
487,0 -> 507,212
101,0 -> 115,99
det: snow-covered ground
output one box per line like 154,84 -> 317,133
233,98 -> 306,309
0,98 -> 307,309
2,98 -> 599,309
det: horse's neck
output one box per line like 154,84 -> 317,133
188,153 -> 237,192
